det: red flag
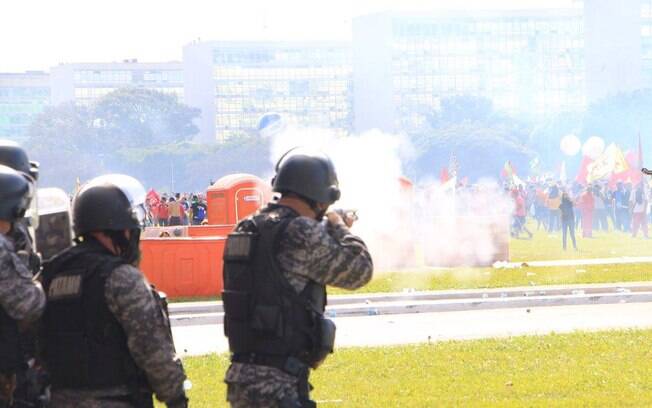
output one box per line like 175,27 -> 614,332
440,167 -> 450,184
575,156 -> 592,185
147,189 -> 161,207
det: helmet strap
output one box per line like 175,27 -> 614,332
105,229 -> 142,266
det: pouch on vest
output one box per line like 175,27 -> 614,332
222,231 -> 257,351
309,317 -> 336,369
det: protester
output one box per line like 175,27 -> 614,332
511,189 -> 533,239
614,182 -> 630,232
190,195 -> 207,225
593,185 -> 609,231
631,184 -> 649,239
578,186 -> 595,238
559,191 -> 578,250
158,197 -> 169,227
546,184 -> 561,232
168,197 -> 182,226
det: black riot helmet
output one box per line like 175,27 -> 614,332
0,139 -> 39,182
73,174 -> 147,265
272,147 -> 341,205
73,174 -> 147,236
0,165 -> 33,222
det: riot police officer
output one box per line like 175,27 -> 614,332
0,140 -> 48,408
0,165 -> 45,407
0,140 -> 39,272
223,148 -> 374,407
39,174 -> 188,408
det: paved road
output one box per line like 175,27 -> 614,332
172,302 -> 652,356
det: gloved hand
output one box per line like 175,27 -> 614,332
166,393 -> 188,408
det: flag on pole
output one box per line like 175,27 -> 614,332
147,189 -> 161,207
639,132 -> 644,170
501,161 -> 513,179
449,153 -> 459,179
440,167 -> 450,184
587,144 -> 629,183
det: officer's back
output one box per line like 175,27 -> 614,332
39,174 -> 188,408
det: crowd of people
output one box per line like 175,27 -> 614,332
510,179 -> 651,249
145,193 -> 208,227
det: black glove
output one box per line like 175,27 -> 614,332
166,393 -> 188,408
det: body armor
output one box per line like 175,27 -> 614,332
222,206 -> 334,368
0,309 -> 22,375
40,240 -> 149,392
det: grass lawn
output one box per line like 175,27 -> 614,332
161,329 -> 652,407
329,262 -> 652,295
509,226 -> 650,262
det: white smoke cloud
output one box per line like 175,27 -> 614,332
269,125 -> 512,271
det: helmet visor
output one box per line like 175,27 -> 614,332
78,174 -> 147,228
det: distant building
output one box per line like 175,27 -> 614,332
585,0 -> 643,103
0,71 -> 50,142
184,41 -> 353,143
353,10 -> 587,133
49,60 -> 184,106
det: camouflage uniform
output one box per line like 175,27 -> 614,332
0,232 -> 45,323
225,205 -> 373,407
48,263 -> 186,408
0,233 -> 45,408
7,221 -> 39,275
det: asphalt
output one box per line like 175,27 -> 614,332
172,302 -> 652,356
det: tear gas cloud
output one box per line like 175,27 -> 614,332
269,126 -> 513,271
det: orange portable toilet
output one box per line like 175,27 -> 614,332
206,174 -> 273,225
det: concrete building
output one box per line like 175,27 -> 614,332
0,71 -> 50,142
50,61 -> 184,106
184,41 -> 352,143
353,10 -> 587,133
585,0 -> 643,102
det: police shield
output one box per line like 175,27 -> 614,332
35,187 -> 73,261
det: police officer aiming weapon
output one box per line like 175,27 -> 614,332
223,147 -> 373,407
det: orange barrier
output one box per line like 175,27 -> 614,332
140,237 -> 226,298
187,224 -> 235,238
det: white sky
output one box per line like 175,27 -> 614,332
0,0 -> 578,72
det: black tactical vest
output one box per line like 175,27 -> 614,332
222,206 -> 328,366
40,240 -> 149,391
0,307 -> 22,374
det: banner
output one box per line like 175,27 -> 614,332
586,144 -> 628,183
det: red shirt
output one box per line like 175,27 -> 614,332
158,203 -> 169,219
514,195 -> 527,217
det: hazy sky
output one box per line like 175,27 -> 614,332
1,0 -> 578,72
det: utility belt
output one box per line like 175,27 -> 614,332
231,354 -> 315,408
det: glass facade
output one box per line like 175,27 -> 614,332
211,45 -> 352,142
388,13 -> 585,131
0,74 -> 50,141
642,0 -> 652,85
69,66 -> 184,105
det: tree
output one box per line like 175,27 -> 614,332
94,88 -> 200,148
410,95 -> 534,181
27,103 -> 104,189
26,88 -> 201,190
582,89 -> 652,157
